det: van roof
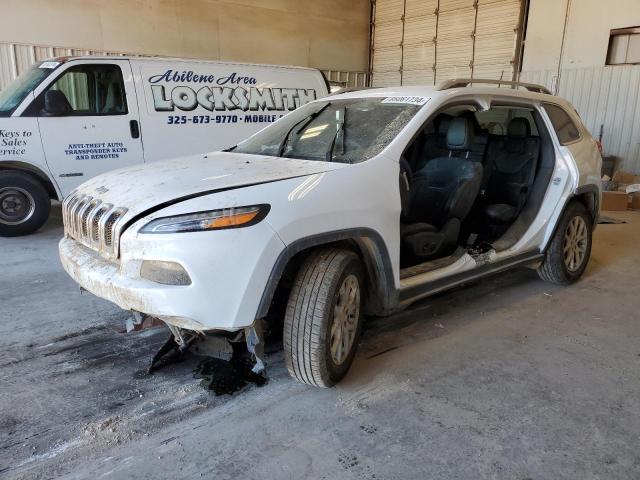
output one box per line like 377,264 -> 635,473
46,55 -> 323,73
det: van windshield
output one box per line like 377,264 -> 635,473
233,98 -> 424,164
0,62 -> 57,116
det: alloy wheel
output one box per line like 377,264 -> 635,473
330,274 -> 360,365
563,216 -> 588,272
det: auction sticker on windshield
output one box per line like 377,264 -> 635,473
381,96 -> 429,106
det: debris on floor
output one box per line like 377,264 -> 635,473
598,216 -> 627,224
193,352 -> 268,395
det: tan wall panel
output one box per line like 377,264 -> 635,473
0,0 -> 370,71
217,5 -> 308,65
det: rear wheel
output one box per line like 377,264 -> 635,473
283,249 -> 365,387
538,201 -> 593,285
0,171 -> 51,237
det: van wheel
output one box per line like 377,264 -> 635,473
538,201 -> 593,285
284,249 -> 365,388
0,171 -> 51,237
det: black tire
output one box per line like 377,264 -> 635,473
537,201 -> 593,285
283,248 -> 365,388
0,171 -> 51,237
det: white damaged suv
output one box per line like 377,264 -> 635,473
60,79 -> 601,387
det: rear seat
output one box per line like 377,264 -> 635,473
482,117 -> 540,224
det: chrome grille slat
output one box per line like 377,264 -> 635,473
81,199 -> 100,237
91,204 -> 112,243
62,194 -> 127,260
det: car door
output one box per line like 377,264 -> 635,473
34,60 -> 144,197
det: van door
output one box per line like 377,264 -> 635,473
34,60 -> 144,196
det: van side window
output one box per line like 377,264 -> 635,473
33,64 -> 127,116
544,103 -> 581,145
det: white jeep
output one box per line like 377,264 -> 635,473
59,79 -> 602,387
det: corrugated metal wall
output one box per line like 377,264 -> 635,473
521,65 -> 640,172
0,42 -> 129,90
0,41 -> 368,91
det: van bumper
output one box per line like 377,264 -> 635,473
58,222 -> 285,331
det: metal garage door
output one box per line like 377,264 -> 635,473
371,0 -> 523,87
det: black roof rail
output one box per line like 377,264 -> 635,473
436,78 -> 552,95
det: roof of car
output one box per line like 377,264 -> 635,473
327,84 -> 558,104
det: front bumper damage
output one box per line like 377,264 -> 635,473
59,222 -> 282,374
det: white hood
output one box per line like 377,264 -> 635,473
72,151 -> 345,220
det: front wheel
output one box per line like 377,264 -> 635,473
283,249 -> 365,387
538,201 -> 593,285
0,171 -> 51,237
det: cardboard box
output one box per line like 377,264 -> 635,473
602,191 -> 629,211
612,171 -> 640,185
631,192 -> 640,211
612,171 -> 640,193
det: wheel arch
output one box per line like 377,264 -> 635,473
573,184 -> 600,226
543,185 -> 599,253
256,228 -> 398,321
0,160 -> 61,200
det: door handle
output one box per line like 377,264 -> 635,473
130,120 -> 140,139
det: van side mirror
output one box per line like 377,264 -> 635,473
42,90 -> 71,116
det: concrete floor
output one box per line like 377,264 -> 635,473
1,205 -> 639,479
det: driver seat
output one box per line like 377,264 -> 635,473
401,117 -> 483,264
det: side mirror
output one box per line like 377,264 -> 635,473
42,90 -> 70,116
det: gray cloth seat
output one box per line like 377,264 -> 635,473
44,90 -> 73,115
401,117 -> 483,263
484,118 -> 540,224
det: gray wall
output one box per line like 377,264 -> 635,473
0,0 -> 371,72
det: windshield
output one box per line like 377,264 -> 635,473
0,62 -> 58,116
233,97 -> 425,164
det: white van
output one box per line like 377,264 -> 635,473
0,56 -> 328,236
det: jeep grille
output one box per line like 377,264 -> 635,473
62,194 -> 127,259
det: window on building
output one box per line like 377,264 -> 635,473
606,27 -> 640,65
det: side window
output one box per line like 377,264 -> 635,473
544,103 -> 581,145
36,64 -> 127,116
475,107 -> 539,136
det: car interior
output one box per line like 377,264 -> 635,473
399,102 -> 556,270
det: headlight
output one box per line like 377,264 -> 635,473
139,204 -> 270,234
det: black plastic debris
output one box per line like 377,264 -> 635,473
194,353 -> 267,396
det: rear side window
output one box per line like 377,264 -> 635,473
544,103 -> 581,145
